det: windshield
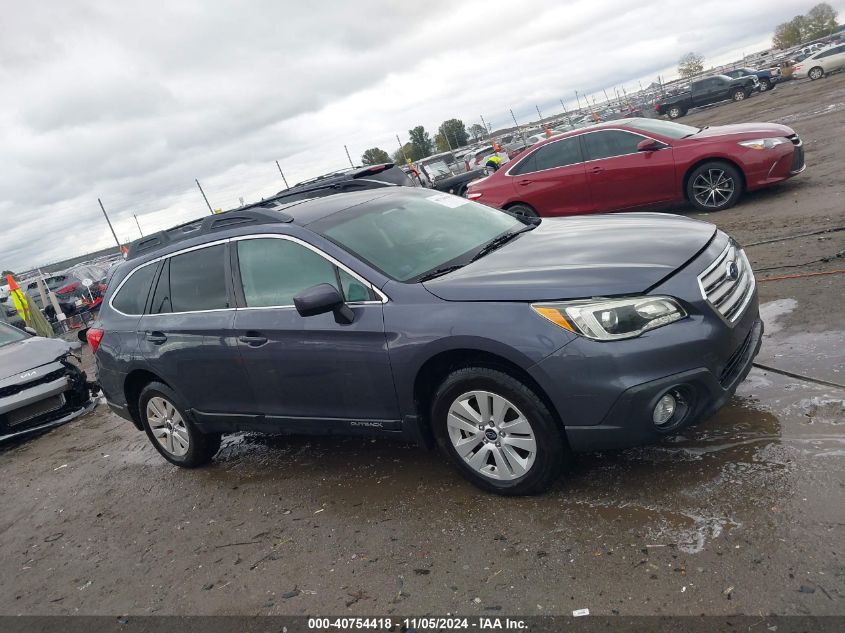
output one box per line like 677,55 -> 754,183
311,192 -> 523,282
0,322 -> 28,347
420,159 -> 453,179
628,118 -> 700,139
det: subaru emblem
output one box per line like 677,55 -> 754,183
725,260 -> 739,281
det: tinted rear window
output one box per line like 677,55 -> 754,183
161,245 -> 229,313
111,264 -> 157,315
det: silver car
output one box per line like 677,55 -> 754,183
0,323 -> 93,441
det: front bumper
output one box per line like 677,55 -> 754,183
0,360 -> 93,442
562,318 -> 762,451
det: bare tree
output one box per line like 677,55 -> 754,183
678,52 -> 705,78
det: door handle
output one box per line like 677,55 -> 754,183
518,180 -> 533,186
146,331 -> 167,344
590,166 -> 604,173
239,333 -> 268,347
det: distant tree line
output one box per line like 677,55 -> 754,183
360,119 -> 479,167
773,3 -> 839,49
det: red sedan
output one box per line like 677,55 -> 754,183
466,118 -> 805,217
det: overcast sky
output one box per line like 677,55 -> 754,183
1,0 -> 839,271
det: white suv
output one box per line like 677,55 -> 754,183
793,44 -> 845,80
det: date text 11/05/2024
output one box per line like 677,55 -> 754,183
307,616 -> 529,630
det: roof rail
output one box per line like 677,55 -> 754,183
125,208 -> 293,261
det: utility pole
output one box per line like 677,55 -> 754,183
602,88 -> 610,107
133,214 -> 143,237
275,160 -> 290,189
509,108 -> 527,144
575,90 -> 582,112
443,130 -> 454,151
480,114 -> 490,135
344,145 -> 354,168
535,104 -> 544,126
559,99 -> 572,126
396,135 -> 408,164
98,198 -> 122,249
195,179 -> 214,214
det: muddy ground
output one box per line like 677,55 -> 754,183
1,74 -> 843,617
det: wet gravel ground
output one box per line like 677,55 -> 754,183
1,75 -> 844,617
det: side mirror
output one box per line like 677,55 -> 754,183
293,283 -> 354,325
637,139 -> 661,152
24,326 -> 37,336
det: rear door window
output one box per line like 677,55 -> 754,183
582,130 -> 645,161
111,264 -> 157,315
151,244 -> 229,314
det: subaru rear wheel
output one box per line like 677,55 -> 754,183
139,382 -> 221,467
431,367 -> 564,495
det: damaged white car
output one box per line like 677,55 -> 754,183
0,323 -> 94,441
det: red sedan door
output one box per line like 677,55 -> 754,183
580,129 -> 676,212
506,136 -> 594,216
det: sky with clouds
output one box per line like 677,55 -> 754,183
1,0 -> 839,270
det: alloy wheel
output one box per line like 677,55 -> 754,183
809,68 -> 823,80
692,169 -> 735,209
734,91 -> 746,101
446,391 -> 537,481
146,396 -> 190,456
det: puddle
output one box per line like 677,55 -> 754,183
790,396 -> 845,424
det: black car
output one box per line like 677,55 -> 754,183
243,163 -> 413,212
91,188 -> 762,495
656,74 -> 758,119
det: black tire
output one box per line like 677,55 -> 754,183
759,79 -> 772,92
138,381 -> 221,468
731,88 -> 747,102
505,203 -> 538,220
686,161 -> 743,212
808,66 -> 824,80
667,105 -> 685,119
430,367 -> 565,496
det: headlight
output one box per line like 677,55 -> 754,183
738,137 -> 790,150
531,296 -> 687,341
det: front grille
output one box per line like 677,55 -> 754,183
698,242 -> 756,323
7,394 -> 66,427
0,368 -> 66,399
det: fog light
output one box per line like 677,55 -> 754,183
653,393 -> 677,426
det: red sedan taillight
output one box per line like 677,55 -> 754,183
467,192 -> 482,200
654,103 -> 661,112
87,328 -> 104,354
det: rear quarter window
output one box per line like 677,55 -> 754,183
111,264 -> 157,315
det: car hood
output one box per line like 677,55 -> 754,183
688,122 -> 795,139
0,337 -> 71,382
423,213 -> 716,301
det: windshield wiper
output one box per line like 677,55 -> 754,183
417,265 -> 465,282
470,226 -> 534,262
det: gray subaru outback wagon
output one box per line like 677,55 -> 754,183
91,188 -> 762,495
